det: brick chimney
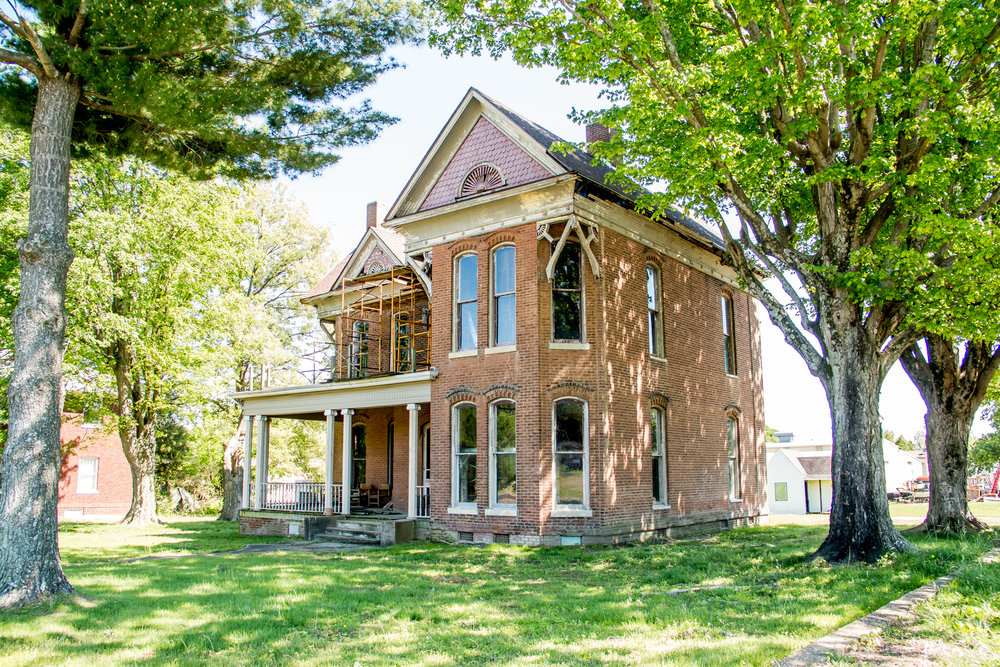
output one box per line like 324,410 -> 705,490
366,201 -> 382,229
586,123 -> 613,146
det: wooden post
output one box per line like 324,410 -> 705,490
242,413 -> 254,510
407,403 -> 421,519
341,409 -> 354,515
324,409 -> 336,515
254,415 -> 269,509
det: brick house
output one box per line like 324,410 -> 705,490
234,89 -> 767,545
58,413 -> 132,520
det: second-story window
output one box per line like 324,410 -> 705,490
455,253 -> 478,351
350,320 -> 369,378
492,245 -> 516,347
722,294 -> 737,375
552,241 -> 583,341
647,265 -> 662,356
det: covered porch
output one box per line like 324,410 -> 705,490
233,370 -> 434,521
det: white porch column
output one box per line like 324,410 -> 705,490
254,415 -> 270,509
341,409 -> 354,515
407,403 -> 421,519
241,413 -> 254,510
324,409 -> 336,515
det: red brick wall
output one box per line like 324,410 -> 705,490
422,215 -> 766,542
58,414 -> 133,519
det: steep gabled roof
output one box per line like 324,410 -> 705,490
387,87 -> 724,251
301,224 -> 407,304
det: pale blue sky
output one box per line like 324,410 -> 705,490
282,44 -> 987,444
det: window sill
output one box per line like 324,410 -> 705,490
725,373 -> 739,379
485,507 -> 517,517
650,355 -> 668,364
653,503 -> 671,510
729,498 -> 743,504
549,342 -> 590,351
485,345 -> 516,355
75,490 -> 98,495
449,349 -> 478,360
447,505 -> 478,515
551,508 -> 593,518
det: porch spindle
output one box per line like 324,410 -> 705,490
324,409 -> 336,515
341,409 -> 354,515
407,403 -> 420,519
254,415 -> 270,509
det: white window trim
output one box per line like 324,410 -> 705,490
727,416 -> 742,501
722,293 -> 737,377
76,456 -> 99,495
454,251 -> 478,352
651,407 -> 667,507
647,264 -> 662,357
488,399 -> 517,510
551,240 -> 587,344
552,397 -> 590,512
485,344 -> 517,355
489,243 -> 516,348
450,402 -> 478,510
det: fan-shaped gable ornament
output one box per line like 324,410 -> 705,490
460,164 -> 505,198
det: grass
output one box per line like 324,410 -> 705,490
1,521 -> 995,666
57,518 -> 287,564
887,501 -> 1000,524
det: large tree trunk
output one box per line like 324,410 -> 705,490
0,77 -> 79,608
811,309 -> 913,564
900,336 -> 998,534
218,420 -> 245,521
120,420 -> 159,525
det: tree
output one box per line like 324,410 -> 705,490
432,0 -> 1000,562
68,156 -> 244,525
0,0 -> 418,607
969,432 -> 1000,476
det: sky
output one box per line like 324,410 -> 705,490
282,44 -> 990,445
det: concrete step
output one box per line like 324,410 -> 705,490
337,520 -> 380,532
318,530 -> 380,545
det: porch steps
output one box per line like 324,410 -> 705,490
317,520 -> 382,546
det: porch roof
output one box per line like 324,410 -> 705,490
233,370 -> 436,419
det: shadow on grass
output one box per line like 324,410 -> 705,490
4,525 -> 994,666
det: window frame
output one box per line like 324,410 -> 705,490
451,402 -> 478,508
349,319 -> 369,378
552,397 -> 590,511
551,240 -> 585,343
722,294 -> 737,376
454,252 -> 479,352
76,456 -> 99,494
726,416 -> 741,501
488,399 -> 517,509
490,244 -> 517,348
774,481 -> 788,502
352,423 -> 367,489
647,264 -> 663,357
421,422 -> 431,485
387,421 -> 394,482
651,407 -> 668,506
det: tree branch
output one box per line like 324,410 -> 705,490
0,46 -> 40,75
19,15 -> 57,77
69,1 -> 88,47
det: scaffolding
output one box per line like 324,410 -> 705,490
330,266 -> 431,380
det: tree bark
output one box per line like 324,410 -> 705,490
900,336 -> 998,534
810,303 -> 913,564
114,344 -> 160,525
0,76 -> 79,608
218,420 -> 244,521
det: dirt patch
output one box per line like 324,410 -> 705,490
837,619 -> 979,666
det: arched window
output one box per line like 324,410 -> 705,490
454,253 -> 478,351
647,264 -> 662,356
489,400 -> 516,507
651,407 -> 667,505
452,403 -> 477,506
491,245 -> 516,347
553,398 -> 589,508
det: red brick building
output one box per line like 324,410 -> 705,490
58,413 -> 132,520
235,89 -> 766,545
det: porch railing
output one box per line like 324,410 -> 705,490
262,482 -> 343,513
415,485 -> 430,518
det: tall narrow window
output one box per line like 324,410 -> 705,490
647,265 -> 662,356
77,457 -> 99,494
554,398 -> 588,507
352,424 -> 366,489
394,318 -> 413,372
350,320 -> 369,378
722,294 -> 737,375
651,408 -> 667,504
455,253 -> 478,350
490,400 -> 516,507
726,417 -> 741,500
492,246 -> 516,347
421,423 -> 431,485
452,403 -> 477,505
552,241 -> 583,341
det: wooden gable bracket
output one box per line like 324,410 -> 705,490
539,215 -> 601,282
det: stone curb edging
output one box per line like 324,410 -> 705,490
775,547 -> 1000,667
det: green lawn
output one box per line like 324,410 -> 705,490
0,522 -> 994,666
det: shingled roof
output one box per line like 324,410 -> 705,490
476,89 -> 725,251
